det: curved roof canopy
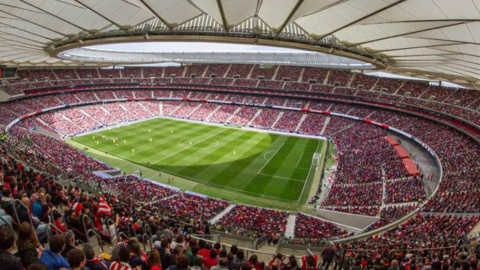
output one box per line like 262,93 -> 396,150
0,0 -> 479,84
59,42 -> 375,69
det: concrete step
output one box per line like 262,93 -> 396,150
285,213 -> 297,238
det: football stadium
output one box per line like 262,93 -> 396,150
0,1 -> 479,270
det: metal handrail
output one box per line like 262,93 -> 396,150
86,229 -> 104,252
82,214 -> 94,238
144,223 -> 152,238
118,231 -> 129,241
190,234 -> 304,261
12,199 -> 34,229
62,215 -> 69,231
12,199 -> 39,243
44,223 -> 65,242
127,221 -> 136,238
142,233 -> 152,251
104,217 -> 117,243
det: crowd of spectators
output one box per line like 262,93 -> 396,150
327,123 -> 408,184
275,66 -> 302,81
205,64 -> 230,78
190,103 -> 219,120
233,79 -> 258,87
284,82 -> 311,91
273,111 -> 302,131
250,109 -> 281,128
2,67 -> 479,131
210,78 -> 234,86
185,65 -> 207,78
384,177 -> 426,204
157,194 -> 229,224
372,77 -> 404,93
322,206 -> 380,217
294,213 -> 350,240
227,64 -> 253,78
257,80 -> 284,89
301,67 -> 328,83
327,71 -> 351,86
250,65 -> 276,80
217,205 -> 287,239
0,85 -> 479,255
322,183 -> 383,207
350,74 -> 378,90
363,204 -> 418,232
229,107 -> 258,125
298,114 -> 325,135
171,103 -> 201,118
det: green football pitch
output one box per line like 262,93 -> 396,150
70,117 -> 324,203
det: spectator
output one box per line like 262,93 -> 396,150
84,243 -> 108,270
168,254 -> 190,270
302,255 -> 317,270
61,231 -> 77,258
191,256 -> 205,270
28,263 -> 48,270
0,227 -> 23,270
128,241 -> 145,269
66,249 -> 86,270
321,245 -> 337,270
234,250 -> 247,267
0,207 -> 13,229
226,253 -> 237,270
204,249 -> 219,270
145,249 -> 162,270
212,258 -> 229,270
248,255 -> 261,270
39,234 -> 70,270
109,245 -> 132,270
285,255 -> 300,270
17,222 -> 43,268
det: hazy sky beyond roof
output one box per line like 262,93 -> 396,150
90,42 -> 303,53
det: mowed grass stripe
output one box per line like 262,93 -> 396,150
73,117 -> 323,202
209,135 -> 290,199
138,124 -> 219,163
261,137 -> 309,178
191,132 -> 272,187
128,121 -> 210,159
76,119 -> 187,152
117,121 -> 212,161
154,128 -> 231,165
175,130 -> 260,174
189,132 -> 267,177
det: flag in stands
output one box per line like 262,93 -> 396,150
99,198 -> 112,215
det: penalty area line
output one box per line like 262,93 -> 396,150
258,173 -> 306,183
257,141 -> 285,174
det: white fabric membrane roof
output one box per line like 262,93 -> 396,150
0,0 -> 479,84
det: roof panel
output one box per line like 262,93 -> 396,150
0,0 -> 477,82
217,0 -> 258,27
142,0 -> 202,26
295,0 -> 397,36
82,0 -> 153,27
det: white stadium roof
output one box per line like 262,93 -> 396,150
0,0 -> 480,84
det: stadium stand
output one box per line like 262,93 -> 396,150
0,66 -> 479,270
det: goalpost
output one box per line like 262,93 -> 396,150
298,142 -> 323,203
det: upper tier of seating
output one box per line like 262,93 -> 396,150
1,66 -> 478,128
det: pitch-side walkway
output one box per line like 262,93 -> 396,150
209,204 -> 236,224
285,213 -> 297,238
